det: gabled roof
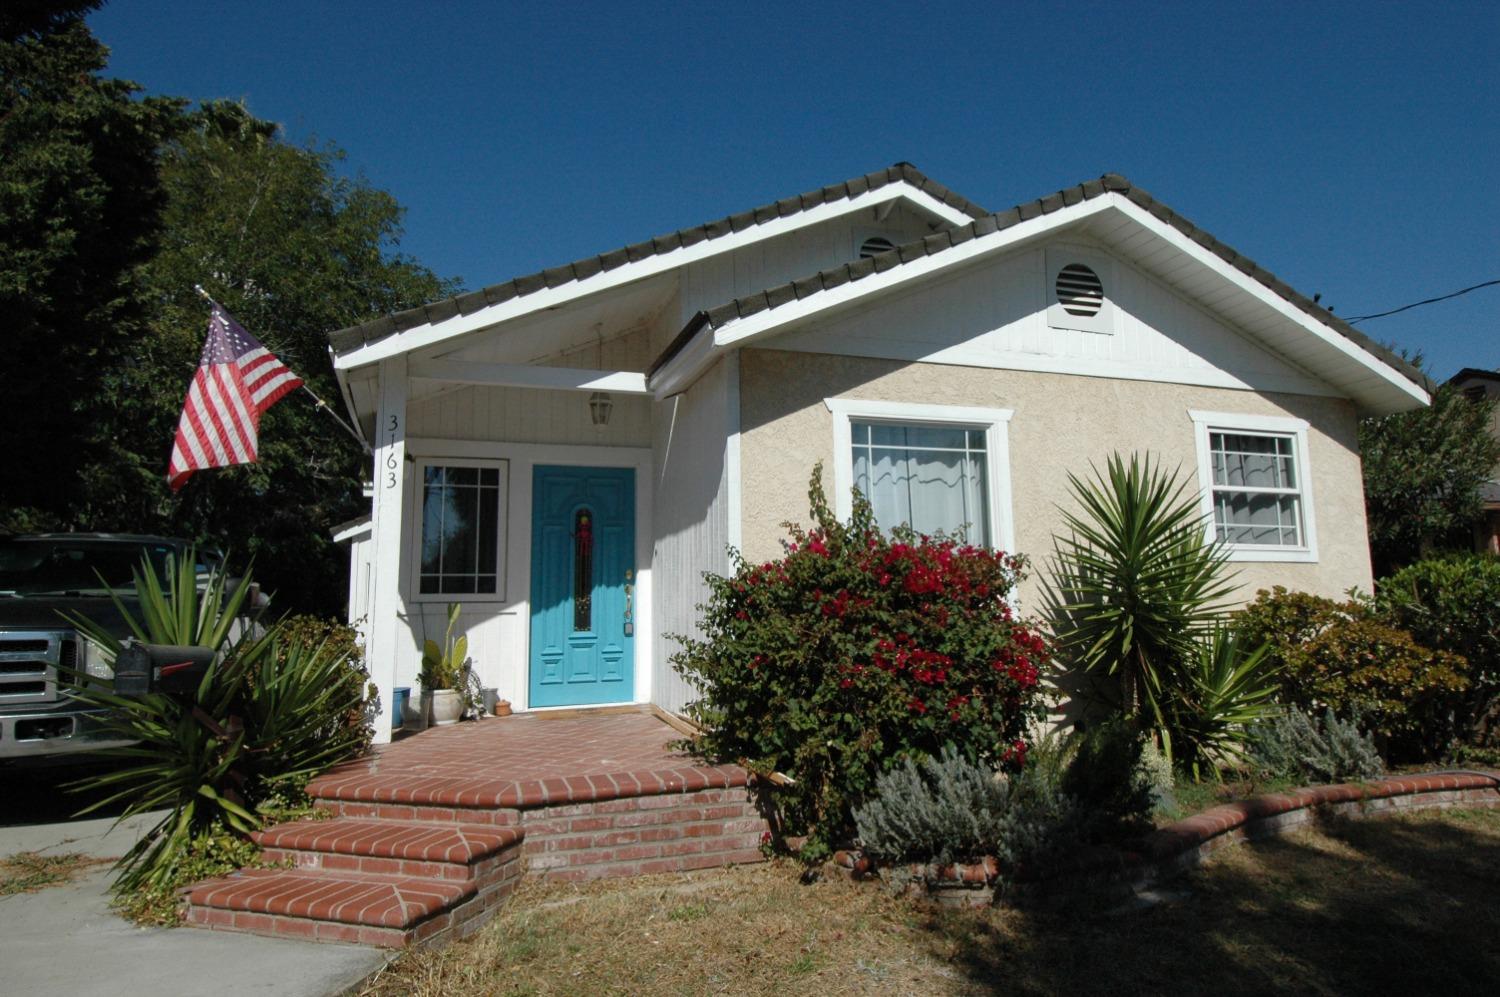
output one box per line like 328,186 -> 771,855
651,174 -> 1431,399
327,163 -> 987,356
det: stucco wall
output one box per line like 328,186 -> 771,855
737,348 -> 1373,605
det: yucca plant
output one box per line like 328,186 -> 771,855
1167,626 -> 1281,780
63,551 -> 370,893
1044,453 -> 1237,740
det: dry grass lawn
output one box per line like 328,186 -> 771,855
360,807 -> 1500,996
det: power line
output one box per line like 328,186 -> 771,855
1344,278 -> 1500,324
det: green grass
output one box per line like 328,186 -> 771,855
360,807 -> 1500,996
0,851 -> 104,896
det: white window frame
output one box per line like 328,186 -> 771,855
409,457 -> 510,603
1188,410 -> 1318,563
825,398 -> 1015,553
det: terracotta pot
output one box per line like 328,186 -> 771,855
492,699 -> 512,717
430,689 -> 464,726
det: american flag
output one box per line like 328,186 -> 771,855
167,304 -> 303,491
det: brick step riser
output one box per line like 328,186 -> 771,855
529,840 -> 767,883
187,856 -> 524,950
258,844 -> 521,884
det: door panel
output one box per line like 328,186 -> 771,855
529,466 -> 635,707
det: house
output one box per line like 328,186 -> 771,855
326,164 -> 1431,742
1448,367 -> 1500,554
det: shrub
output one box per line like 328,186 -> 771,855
275,613 -> 376,752
66,553 -> 373,892
1164,626 -> 1281,779
853,745 -> 1020,866
1057,718 -> 1156,841
853,745 -> 1079,875
1377,554 -> 1500,744
1249,709 -> 1385,784
673,468 -> 1048,860
1235,587 -> 1468,760
1044,453 -> 1236,747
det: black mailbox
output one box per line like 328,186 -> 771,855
113,641 -> 216,696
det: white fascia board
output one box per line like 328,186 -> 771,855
651,323 -> 721,399
331,517 -> 372,543
408,358 -> 649,395
1102,196 -> 1430,411
333,182 -> 974,373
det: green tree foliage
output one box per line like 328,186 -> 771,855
1360,381 -> 1500,573
71,100 -> 457,613
0,8 -> 180,526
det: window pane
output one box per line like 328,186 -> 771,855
1215,491 -> 1301,546
851,424 -> 989,545
419,464 -> 502,595
1211,432 -> 1295,489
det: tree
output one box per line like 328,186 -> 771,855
74,101 -> 458,614
1359,378 -> 1499,575
0,6 -> 181,528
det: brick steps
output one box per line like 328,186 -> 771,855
181,715 -> 769,949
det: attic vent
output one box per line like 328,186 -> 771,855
1055,263 -> 1104,317
859,236 -> 897,259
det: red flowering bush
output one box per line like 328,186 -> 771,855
672,467 -> 1048,860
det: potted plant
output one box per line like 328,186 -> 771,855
420,603 -> 468,727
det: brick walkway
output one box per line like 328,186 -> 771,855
185,710 -> 766,948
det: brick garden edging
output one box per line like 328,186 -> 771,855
831,769 -> 1500,907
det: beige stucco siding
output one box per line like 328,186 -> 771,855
737,348 -> 1373,605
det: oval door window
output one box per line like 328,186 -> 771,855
573,509 -> 593,631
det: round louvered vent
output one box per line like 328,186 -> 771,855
859,236 -> 896,259
1055,263 -> 1104,317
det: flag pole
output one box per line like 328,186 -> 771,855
193,285 -> 372,456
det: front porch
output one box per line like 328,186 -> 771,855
185,710 -> 765,948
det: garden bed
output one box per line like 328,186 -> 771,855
356,805 -> 1500,996
831,769 -> 1500,906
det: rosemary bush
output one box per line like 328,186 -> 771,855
1249,708 -> 1385,784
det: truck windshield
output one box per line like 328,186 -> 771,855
0,540 -> 185,596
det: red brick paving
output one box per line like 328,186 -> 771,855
185,711 -> 768,949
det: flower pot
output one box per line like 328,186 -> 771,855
492,699 -> 512,717
392,686 -> 411,730
405,691 -> 430,732
430,688 -> 464,726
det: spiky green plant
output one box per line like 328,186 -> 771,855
1167,626 -> 1281,780
63,551 -> 371,892
1044,453 -> 1237,742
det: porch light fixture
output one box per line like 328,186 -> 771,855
588,391 -> 613,427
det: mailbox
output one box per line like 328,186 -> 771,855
112,641 -> 216,696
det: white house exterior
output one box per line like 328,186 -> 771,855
326,165 -> 1431,743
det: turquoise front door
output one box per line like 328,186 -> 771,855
529,465 -> 636,707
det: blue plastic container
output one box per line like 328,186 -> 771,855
392,686 -> 411,730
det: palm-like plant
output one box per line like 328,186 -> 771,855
1167,626 -> 1281,780
1044,453 -> 1238,739
64,551 -> 370,892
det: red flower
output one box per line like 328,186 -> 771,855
907,697 -> 927,714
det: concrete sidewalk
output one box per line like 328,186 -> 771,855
0,813 -> 386,997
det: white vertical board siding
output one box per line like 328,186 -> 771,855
407,385 -> 652,447
651,358 -> 733,713
767,239 -> 1337,397
677,206 -> 936,325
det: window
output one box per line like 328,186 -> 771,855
1189,411 -> 1317,562
851,422 -> 990,544
826,399 -> 1015,551
416,461 -> 508,598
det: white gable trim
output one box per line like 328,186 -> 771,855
409,358 -> 650,395
651,194 -> 1428,414
333,182 -> 973,372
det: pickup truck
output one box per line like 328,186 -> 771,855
0,533 -> 230,766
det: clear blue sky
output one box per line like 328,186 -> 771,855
91,0 -> 1498,380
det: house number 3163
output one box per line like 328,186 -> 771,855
384,414 -> 400,488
